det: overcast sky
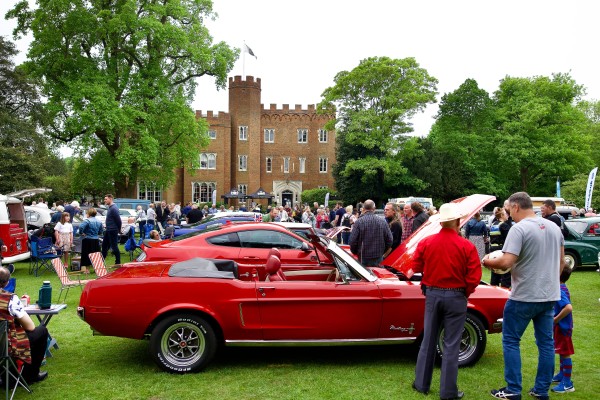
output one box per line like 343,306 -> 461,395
2,0 -> 599,139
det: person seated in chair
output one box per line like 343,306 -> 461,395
163,218 -> 176,239
149,230 -> 161,241
0,267 -> 49,383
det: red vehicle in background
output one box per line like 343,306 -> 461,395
0,194 -> 30,264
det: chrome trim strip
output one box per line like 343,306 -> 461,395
238,303 -> 245,327
225,337 -> 417,347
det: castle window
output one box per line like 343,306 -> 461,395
297,129 -> 308,143
238,184 -> 247,195
318,185 -> 328,189
319,157 -> 328,173
283,157 -> 290,173
264,128 -> 274,143
239,155 -> 248,171
318,129 -> 328,143
209,130 -> 217,139
266,157 -> 272,173
192,182 -> 216,203
138,182 -> 162,202
200,153 -> 216,170
299,157 -> 306,173
239,126 -> 248,141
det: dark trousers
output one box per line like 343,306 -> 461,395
101,229 -> 120,264
490,271 -> 512,288
414,289 -> 467,399
21,325 -> 48,381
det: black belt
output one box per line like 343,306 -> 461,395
427,286 -> 465,293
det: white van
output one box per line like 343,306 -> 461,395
0,195 -> 30,264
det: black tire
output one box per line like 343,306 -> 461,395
563,251 -> 578,271
436,312 -> 487,367
150,314 -> 217,373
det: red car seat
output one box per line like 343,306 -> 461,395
265,255 -> 286,281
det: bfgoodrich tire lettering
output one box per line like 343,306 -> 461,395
150,314 -> 217,373
436,312 -> 487,367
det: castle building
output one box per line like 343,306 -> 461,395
161,76 -> 336,207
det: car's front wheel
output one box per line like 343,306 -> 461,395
564,251 -> 578,271
436,312 -> 486,367
150,314 -> 217,373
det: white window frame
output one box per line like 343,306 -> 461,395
297,128 -> 308,143
209,130 -> 217,139
264,128 -> 274,143
192,182 -> 216,203
319,157 -> 328,173
200,153 -> 216,170
238,184 -> 248,195
138,183 -> 162,202
239,155 -> 248,171
318,129 -> 328,143
299,157 -> 306,174
283,157 -> 290,173
266,157 -> 272,173
239,126 -> 248,141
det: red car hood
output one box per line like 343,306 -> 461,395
381,194 -> 496,277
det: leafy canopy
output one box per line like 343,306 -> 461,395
319,56 -> 437,205
7,0 -> 238,196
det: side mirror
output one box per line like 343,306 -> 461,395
300,242 -> 313,252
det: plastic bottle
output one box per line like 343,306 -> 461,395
38,281 -> 52,309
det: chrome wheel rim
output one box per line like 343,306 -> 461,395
160,322 -> 205,367
438,322 -> 478,362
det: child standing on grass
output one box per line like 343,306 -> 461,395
552,268 -> 575,393
54,212 -> 73,267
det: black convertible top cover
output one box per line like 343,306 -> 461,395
168,258 -> 236,279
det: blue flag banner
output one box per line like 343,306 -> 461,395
556,178 -> 561,198
584,167 -> 597,211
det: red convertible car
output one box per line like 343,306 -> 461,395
78,195 -> 509,374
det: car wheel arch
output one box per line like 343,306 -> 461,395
145,308 -> 224,345
563,250 -> 579,271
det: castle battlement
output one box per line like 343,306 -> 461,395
195,110 -> 231,122
229,75 -> 261,90
261,103 -> 319,114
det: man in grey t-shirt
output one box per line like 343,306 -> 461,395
483,192 -> 564,400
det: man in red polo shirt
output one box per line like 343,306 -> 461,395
411,203 -> 482,400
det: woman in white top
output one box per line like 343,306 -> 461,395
54,212 -> 73,266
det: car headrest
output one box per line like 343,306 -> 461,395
268,247 -> 281,259
265,255 -> 281,275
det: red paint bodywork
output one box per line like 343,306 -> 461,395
78,195 -> 508,356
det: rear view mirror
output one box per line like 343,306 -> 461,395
300,242 -> 313,252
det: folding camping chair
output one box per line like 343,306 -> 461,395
30,237 -> 62,277
50,259 -> 93,303
88,252 -> 109,278
124,228 -> 142,261
0,320 -> 32,400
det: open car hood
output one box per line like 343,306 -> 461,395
381,194 -> 496,277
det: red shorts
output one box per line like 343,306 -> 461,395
554,325 -> 574,356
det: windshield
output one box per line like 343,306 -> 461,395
325,239 -> 376,282
565,220 -> 588,235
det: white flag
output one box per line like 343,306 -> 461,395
244,43 -> 257,58
585,167 -> 597,211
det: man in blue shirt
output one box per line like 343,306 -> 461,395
101,194 -> 122,264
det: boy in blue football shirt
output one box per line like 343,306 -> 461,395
552,268 -> 575,393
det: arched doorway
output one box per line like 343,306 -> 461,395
281,190 -> 293,208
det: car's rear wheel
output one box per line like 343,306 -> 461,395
564,251 -> 578,271
436,312 -> 486,367
150,314 -> 217,373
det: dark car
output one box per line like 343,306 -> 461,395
173,215 -> 256,237
563,217 -> 600,270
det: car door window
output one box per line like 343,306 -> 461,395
238,230 -> 303,249
206,232 -> 241,247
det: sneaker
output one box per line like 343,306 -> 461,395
551,381 -> 575,393
527,388 -> 549,400
552,372 -> 563,383
491,387 -> 522,399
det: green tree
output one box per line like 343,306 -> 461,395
319,57 -> 437,205
7,0 -> 238,197
0,36 -> 58,193
493,73 -> 592,194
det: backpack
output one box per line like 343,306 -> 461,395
556,213 -> 569,239
341,213 -> 351,228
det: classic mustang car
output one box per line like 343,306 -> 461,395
78,195 -> 509,374
563,217 -> 600,269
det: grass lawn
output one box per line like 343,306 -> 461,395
7,251 -> 600,400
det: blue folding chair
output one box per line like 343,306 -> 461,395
30,237 -> 62,277
125,227 -> 143,261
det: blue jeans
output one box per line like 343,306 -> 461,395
502,299 -> 555,395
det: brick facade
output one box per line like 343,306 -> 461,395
164,76 -> 336,207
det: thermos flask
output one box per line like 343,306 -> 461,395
38,281 -> 52,309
